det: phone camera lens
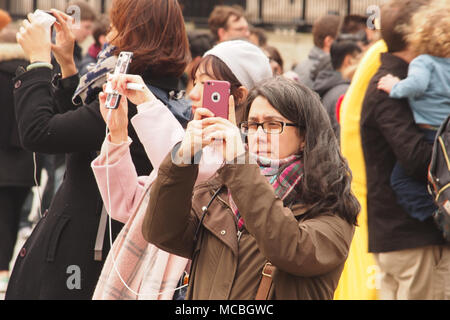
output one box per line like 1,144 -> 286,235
212,92 -> 220,103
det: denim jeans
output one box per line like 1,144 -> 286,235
390,128 -> 437,221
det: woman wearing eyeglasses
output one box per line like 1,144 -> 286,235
143,76 -> 360,300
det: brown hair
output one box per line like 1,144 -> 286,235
208,5 -> 244,41
66,1 -> 97,22
110,0 -> 190,76
312,15 -> 341,48
263,45 -> 284,71
380,0 -> 429,53
403,0 -> 450,57
250,27 -> 268,47
340,15 -> 367,34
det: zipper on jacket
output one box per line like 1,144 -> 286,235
213,189 -> 247,247
194,186 -> 225,242
237,230 -> 243,243
217,193 -> 243,243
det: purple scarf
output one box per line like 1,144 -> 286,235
228,154 -> 304,230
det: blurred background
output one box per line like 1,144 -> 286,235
0,0 -> 387,300
0,0 -> 384,70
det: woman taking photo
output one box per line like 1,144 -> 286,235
91,40 -> 272,299
144,77 -> 360,299
7,0 -> 189,299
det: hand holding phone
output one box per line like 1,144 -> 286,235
105,52 -> 133,109
32,9 -> 56,29
202,80 -> 231,119
31,9 -> 56,40
16,10 -> 55,63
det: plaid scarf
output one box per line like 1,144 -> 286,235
72,43 -> 117,105
228,154 -> 304,230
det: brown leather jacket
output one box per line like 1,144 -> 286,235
143,152 -> 355,299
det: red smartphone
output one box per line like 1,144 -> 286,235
202,80 -> 230,119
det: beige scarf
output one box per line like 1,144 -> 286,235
92,185 -> 189,300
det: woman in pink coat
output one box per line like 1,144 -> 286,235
91,40 -> 273,299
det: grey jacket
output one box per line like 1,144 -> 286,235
294,46 -> 330,89
313,69 -> 350,140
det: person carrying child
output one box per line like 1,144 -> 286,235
377,0 -> 450,222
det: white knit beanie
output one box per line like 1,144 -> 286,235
204,40 -> 273,89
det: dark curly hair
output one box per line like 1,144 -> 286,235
243,76 -> 360,225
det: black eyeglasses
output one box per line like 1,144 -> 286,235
239,121 -> 299,135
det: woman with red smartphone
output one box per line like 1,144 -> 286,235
145,76 -> 360,299
91,40 -> 272,299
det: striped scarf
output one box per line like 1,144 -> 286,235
228,154 -> 304,230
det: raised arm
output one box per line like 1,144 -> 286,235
92,94 -> 185,223
378,56 -> 431,99
14,9 -> 108,153
141,110 -> 229,258
390,56 -> 431,99
133,105 -> 222,183
92,74 -> 224,224
14,68 -> 107,153
91,136 -> 149,224
143,152 -> 200,259
131,101 -> 186,172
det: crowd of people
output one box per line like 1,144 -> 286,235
0,0 -> 448,300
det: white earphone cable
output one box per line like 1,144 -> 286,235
104,108 -> 187,298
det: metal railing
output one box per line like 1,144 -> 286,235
0,0 -> 385,29
181,0 -> 386,29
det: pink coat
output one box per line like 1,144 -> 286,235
91,99 -> 221,299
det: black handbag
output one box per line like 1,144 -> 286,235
427,114 -> 450,242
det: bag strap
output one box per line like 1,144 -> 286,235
94,181 -> 153,262
255,262 -> 275,300
94,205 -> 108,261
429,115 -> 450,178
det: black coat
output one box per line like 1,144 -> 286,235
0,45 -> 38,187
5,66 -> 179,299
360,53 -> 444,253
